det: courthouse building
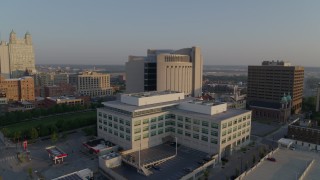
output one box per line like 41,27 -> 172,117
97,91 -> 251,159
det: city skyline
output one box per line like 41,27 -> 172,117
1,0 -> 320,66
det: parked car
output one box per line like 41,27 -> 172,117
183,167 -> 193,173
153,165 -> 161,171
267,157 -> 276,162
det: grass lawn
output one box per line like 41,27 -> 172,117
4,111 -> 96,137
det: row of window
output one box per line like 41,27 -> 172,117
222,114 -> 251,129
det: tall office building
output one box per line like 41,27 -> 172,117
247,61 -> 304,122
126,46 -> 203,97
0,76 -> 35,101
316,83 -> 320,112
0,30 -> 36,78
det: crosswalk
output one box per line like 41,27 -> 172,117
0,155 -> 16,162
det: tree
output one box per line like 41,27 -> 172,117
29,128 -> 39,142
203,169 -> 210,180
28,167 -> 33,177
252,155 -> 256,165
51,131 -> 58,143
13,131 -> 21,143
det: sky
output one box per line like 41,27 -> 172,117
0,0 -> 319,66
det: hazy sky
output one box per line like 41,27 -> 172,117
1,0 -> 319,66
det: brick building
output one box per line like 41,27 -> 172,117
0,76 -> 35,102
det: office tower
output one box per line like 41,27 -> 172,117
247,61 -> 304,122
0,30 -> 36,78
0,76 -> 35,101
126,47 -> 203,97
316,83 -> 320,112
76,71 -> 113,97
97,91 -> 251,159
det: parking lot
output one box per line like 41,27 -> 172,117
113,144 -> 209,180
0,130 -> 101,180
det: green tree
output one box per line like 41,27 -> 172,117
28,167 -> 33,177
29,128 -> 39,142
51,131 -> 58,143
252,155 -> 256,165
13,131 -> 21,143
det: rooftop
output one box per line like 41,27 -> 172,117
243,148 -> 320,180
124,90 -> 182,98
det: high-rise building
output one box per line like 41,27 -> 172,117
76,71 -> 113,97
0,76 -> 35,101
0,30 -> 36,78
126,47 -> 203,97
247,61 -> 304,122
316,83 -> 320,112
97,91 -> 251,160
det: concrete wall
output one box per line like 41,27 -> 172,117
178,102 -> 227,115
121,92 -> 184,106
125,59 -> 145,93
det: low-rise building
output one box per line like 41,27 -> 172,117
44,96 -> 84,108
97,91 -> 251,160
44,84 -> 76,97
288,119 -> 320,145
0,76 -> 35,102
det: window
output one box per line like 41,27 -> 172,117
247,114 -> 251,119
134,128 -> 141,134
126,128 -> 130,134
222,130 -> 226,136
165,121 -> 171,126
98,125 -> 102,129
98,119 -> 102,123
185,131 -> 191,137
202,121 -> 209,127
185,124 -> 191,130
211,138 -> 217,144
119,118 -> 124,124
151,131 -> 157,136
151,117 -> 157,123
134,135 -> 141,141
108,115 -> 112,120
143,126 -> 149,132
177,122 -> 183,128
233,134 -> 236,139
201,135 -> 208,142
109,128 -> 113,134
233,127 -> 237,132
134,120 -> 141,126
185,117 -> 191,123
120,133 -> 124,138
211,123 -> 218,129
125,120 -> 130,126
193,126 -> 200,132
193,119 -> 200,125
177,129 -> 183,134
108,122 -> 113,127
233,119 -> 237,124
222,138 -> 226,144
227,136 -> 231,141
143,119 -> 149,124
228,121 -> 232,127
119,126 -> 124,131
114,131 -> 118,136
222,123 -> 227,129
165,114 -> 171,119
114,117 -> 118,122
151,124 -> 157,130
227,128 -> 232,134
193,133 -> 199,139
114,124 -> 118,129
104,127 -> 107,132
143,133 -> 149,139
158,122 -> 164,128
211,130 -> 218,137
158,129 -> 163,134
126,135 -> 131,141
177,116 -> 183,121
202,128 -> 208,134
158,115 -> 164,121
247,121 -> 251,126
98,112 -> 102,117
103,120 -> 107,125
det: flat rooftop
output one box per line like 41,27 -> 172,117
127,91 -> 181,98
243,149 -> 320,180
113,144 -> 209,180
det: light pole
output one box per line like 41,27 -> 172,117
175,137 -> 178,156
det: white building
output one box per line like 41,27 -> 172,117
97,91 -> 251,160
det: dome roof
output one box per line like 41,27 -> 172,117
281,93 -> 287,104
286,93 -> 292,101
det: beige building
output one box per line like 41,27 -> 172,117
97,91 -> 251,160
0,30 -> 36,78
76,71 -> 112,97
126,47 -> 203,97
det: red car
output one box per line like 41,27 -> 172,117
267,157 -> 276,162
